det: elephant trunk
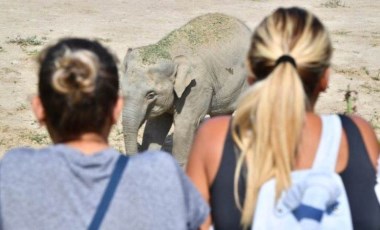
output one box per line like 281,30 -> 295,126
122,103 -> 146,155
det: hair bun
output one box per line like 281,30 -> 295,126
52,49 -> 99,101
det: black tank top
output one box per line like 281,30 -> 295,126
210,115 -> 380,230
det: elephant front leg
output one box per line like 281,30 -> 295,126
172,112 -> 207,167
172,85 -> 212,166
141,113 -> 173,152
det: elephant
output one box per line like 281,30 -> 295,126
121,13 -> 251,165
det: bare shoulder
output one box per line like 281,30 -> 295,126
349,115 -> 380,168
192,115 -> 231,158
187,115 -> 231,187
197,115 -> 231,137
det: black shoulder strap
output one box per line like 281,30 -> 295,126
88,155 -> 129,230
338,115 -> 380,229
338,114 -> 375,175
338,114 -> 375,174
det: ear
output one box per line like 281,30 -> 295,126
247,76 -> 256,85
173,55 -> 194,98
112,97 -> 124,124
245,59 -> 256,85
31,96 -> 46,126
122,48 -> 133,72
319,67 -> 330,92
126,48 -> 133,59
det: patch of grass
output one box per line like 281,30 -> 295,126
23,49 -> 39,56
372,70 -> 380,81
334,68 -> 359,77
321,0 -> 346,8
343,85 -> 358,115
139,44 -> 172,64
7,36 -> 46,56
115,127 -> 123,136
30,120 -> 39,126
7,35 -> 46,47
360,66 -> 370,76
28,133 -> 49,145
95,37 -> 112,43
0,67 -> 20,75
0,139 -> 6,146
16,104 -> 27,111
139,13 -> 236,64
0,46 -> 4,53
332,30 -> 351,36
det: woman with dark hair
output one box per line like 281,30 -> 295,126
0,38 -> 208,230
187,7 -> 380,230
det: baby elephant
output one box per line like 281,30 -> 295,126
121,13 -> 251,165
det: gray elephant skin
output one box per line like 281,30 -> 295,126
121,13 -> 251,165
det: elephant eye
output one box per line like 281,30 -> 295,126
146,91 -> 156,100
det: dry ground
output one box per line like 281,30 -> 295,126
0,0 -> 379,156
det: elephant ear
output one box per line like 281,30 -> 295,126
173,55 -> 194,98
122,48 -> 133,73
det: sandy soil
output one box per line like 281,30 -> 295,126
0,0 -> 379,156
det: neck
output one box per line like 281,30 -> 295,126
64,133 -> 109,155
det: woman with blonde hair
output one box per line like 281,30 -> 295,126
187,7 -> 380,230
0,38 -> 208,230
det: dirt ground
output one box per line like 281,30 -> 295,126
0,0 -> 379,156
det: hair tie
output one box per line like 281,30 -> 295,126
275,55 -> 297,68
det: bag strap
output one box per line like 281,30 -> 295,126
88,155 -> 129,230
312,115 -> 342,172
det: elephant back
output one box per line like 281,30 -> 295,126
136,13 -> 251,65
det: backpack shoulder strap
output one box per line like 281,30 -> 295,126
312,114 -> 342,172
88,155 -> 129,230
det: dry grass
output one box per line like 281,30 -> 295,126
321,0 -> 346,8
7,35 -> 46,46
343,85 -> 358,115
7,35 -> 47,56
26,133 -> 50,145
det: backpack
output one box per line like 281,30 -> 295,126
251,115 -> 353,230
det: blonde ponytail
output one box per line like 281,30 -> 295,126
232,7 -> 332,229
